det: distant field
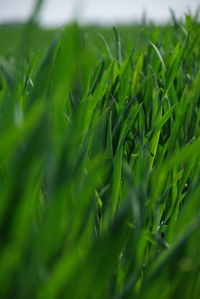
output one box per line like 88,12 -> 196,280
0,13 -> 200,299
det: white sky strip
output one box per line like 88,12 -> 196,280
0,0 -> 199,26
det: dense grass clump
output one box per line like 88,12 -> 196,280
0,11 -> 200,299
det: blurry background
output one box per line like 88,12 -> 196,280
0,0 -> 199,27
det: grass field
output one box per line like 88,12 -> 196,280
0,8 -> 200,299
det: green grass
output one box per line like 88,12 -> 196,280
0,9 -> 200,299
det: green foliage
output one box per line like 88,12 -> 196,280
0,12 -> 200,299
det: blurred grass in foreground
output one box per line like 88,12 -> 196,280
0,9 -> 200,299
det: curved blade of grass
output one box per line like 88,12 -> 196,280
162,34 -> 189,100
98,34 -> 113,61
150,42 -> 167,72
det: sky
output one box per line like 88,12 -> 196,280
0,0 -> 199,26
